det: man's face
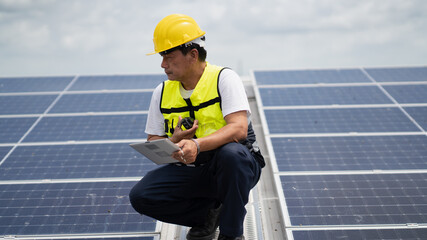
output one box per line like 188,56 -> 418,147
160,49 -> 191,81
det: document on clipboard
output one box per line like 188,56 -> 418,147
130,138 -> 180,165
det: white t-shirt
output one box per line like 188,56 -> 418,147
145,68 -> 251,136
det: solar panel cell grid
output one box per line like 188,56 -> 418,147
259,86 -> 392,106
0,117 -> 37,143
265,108 -> 420,134
384,84 -> 427,103
0,95 -> 58,115
23,115 -> 147,142
70,75 -> 165,91
0,143 -> 156,180
254,69 -> 371,85
0,182 -> 156,235
0,74 -> 161,238
49,92 -> 152,113
1,67 -> 425,238
365,66 -> 427,82
272,136 -> 427,171
281,174 -> 427,226
404,107 -> 427,130
0,147 -> 12,160
254,66 -> 427,238
292,229 -> 427,240
0,76 -> 73,93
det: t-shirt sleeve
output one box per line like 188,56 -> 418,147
145,83 -> 166,136
218,68 -> 251,117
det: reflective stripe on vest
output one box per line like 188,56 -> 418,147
160,63 -> 227,138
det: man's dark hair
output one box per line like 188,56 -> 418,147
180,43 -> 207,62
159,38 -> 207,62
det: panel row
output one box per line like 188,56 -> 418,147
264,107 -> 426,134
0,92 -> 153,115
272,135 -> 427,172
280,173 -> 427,226
254,66 -> 427,85
0,143 -> 156,181
0,181 -> 155,235
0,74 -> 165,93
0,115 -> 147,144
259,84 -> 427,106
292,228 -> 427,240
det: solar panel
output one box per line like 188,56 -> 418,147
254,68 -> 371,85
0,95 -> 58,114
254,66 -> 427,239
0,76 -> 74,93
258,86 -> 392,106
383,84 -> 427,103
404,107 -> 427,130
292,229 -> 427,240
0,147 -> 12,160
272,135 -> 427,171
50,92 -> 152,113
0,143 -> 157,180
0,181 -> 156,235
365,66 -> 427,82
70,74 -> 165,91
0,117 -> 37,143
23,115 -> 147,142
264,108 -> 419,134
281,174 -> 427,225
0,74 -> 162,239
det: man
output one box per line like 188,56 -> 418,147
129,14 -> 265,240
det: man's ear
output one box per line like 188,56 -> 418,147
190,48 -> 199,62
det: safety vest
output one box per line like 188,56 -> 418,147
160,63 -> 227,138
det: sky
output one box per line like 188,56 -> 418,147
0,0 -> 426,77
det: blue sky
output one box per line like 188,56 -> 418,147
0,0 -> 426,77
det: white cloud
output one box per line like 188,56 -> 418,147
0,0 -> 426,77
0,20 -> 50,50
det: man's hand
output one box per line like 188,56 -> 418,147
172,139 -> 199,164
170,116 -> 198,143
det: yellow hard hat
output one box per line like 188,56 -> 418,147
147,14 -> 206,55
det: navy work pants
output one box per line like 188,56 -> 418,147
129,142 -> 262,237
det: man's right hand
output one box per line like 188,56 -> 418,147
170,116 -> 199,143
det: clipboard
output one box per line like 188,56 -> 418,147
130,138 -> 180,165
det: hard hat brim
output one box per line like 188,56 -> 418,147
146,51 -> 157,56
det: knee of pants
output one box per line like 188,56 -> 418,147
129,181 -> 151,215
215,143 -> 252,170
214,143 -> 261,188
